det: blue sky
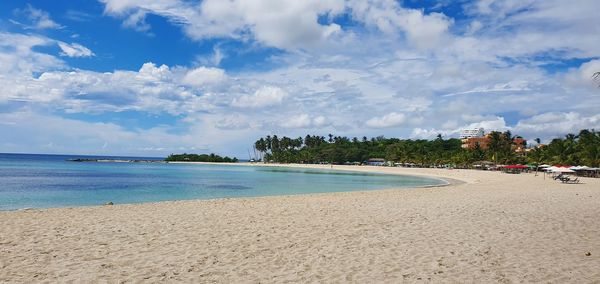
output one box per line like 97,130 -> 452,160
1,0 -> 599,157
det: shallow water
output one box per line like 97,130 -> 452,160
0,153 -> 445,210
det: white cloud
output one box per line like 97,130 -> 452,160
99,0 -> 458,51
461,0 -> 600,58
0,32 -> 64,75
122,9 -> 151,32
347,0 -> 452,49
231,86 -> 287,108
279,114 -> 330,129
100,0 -> 345,50
181,66 -> 227,87
57,42 -> 95,57
443,80 -> 533,97
313,116 -> 329,127
280,114 -> 313,129
138,62 -> 171,80
366,112 -> 406,128
14,5 -> 62,30
514,112 -> 600,138
0,111 -> 226,156
565,59 -> 600,88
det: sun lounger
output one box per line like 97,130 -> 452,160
559,176 -> 580,184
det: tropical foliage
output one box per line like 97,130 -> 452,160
253,129 -> 600,167
533,129 -> 600,166
165,153 -> 238,163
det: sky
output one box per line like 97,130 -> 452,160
1,0 -> 599,158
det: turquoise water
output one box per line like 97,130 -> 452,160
0,153 -> 445,210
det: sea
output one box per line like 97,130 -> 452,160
0,153 -> 445,210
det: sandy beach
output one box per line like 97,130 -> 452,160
1,164 -> 599,283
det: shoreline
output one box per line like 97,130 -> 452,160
2,164 -> 599,282
170,161 -> 468,184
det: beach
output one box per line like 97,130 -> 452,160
1,165 -> 599,283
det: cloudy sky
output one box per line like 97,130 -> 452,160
1,0 -> 599,157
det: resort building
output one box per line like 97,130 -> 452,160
461,136 -> 490,149
459,128 -> 485,139
460,129 -> 527,152
512,137 -> 527,152
460,128 -> 487,149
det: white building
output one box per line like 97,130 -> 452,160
460,128 -> 485,139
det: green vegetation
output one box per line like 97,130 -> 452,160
165,153 -> 238,163
530,129 -> 600,167
253,129 -> 600,167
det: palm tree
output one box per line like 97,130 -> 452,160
564,133 -> 578,165
265,135 -> 272,151
487,131 -> 503,164
254,138 -> 267,161
577,129 -> 600,166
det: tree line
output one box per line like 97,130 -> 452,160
528,129 -> 600,167
165,153 -> 238,163
253,129 -> 600,167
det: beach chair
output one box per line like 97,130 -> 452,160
568,177 -> 580,184
559,176 -> 571,183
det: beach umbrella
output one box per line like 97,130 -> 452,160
539,164 -> 551,168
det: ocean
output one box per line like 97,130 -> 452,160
0,153 -> 445,210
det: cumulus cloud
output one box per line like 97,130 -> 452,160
99,0 -> 459,51
231,86 -> 287,108
100,0 -> 345,50
137,62 -> 171,81
181,66 -> 227,87
57,42 -> 95,57
347,0 -> 452,49
2,61 -> 225,114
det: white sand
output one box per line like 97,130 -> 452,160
1,165 -> 599,283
